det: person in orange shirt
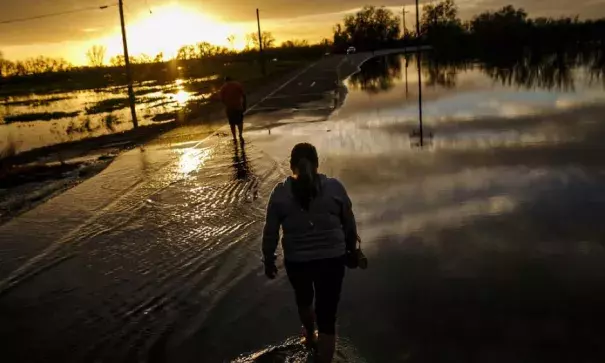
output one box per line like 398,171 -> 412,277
219,76 -> 247,141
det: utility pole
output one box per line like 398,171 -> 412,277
119,0 -> 138,128
402,7 -> 408,37
415,0 -> 421,38
256,8 -> 266,76
415,0 -> 423,146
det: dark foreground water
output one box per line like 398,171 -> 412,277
2,53 -> 605,362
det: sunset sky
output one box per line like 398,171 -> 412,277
1,0 -> 605,65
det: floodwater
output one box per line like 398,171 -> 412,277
2,52 -> 605,363
0,76 -> 216,153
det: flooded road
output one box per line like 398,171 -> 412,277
2,52 -> 605,362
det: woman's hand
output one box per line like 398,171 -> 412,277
264,263 -> 278,279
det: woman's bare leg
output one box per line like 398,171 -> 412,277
298,305 -> 316,346
229,124 -> 237,140
237,122 -> 244,141
316,333 -> 336,363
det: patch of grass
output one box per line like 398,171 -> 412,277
133,86 -> 164,96
2,96 -> 72,107
103,114 -> 122,131
66,117 -> 100,135
85,97 -> 129,115
138,96 -> 165,104
4,111 -> 81,123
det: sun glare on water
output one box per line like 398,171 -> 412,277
103,4 -> 241,60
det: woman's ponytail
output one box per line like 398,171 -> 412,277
290,143 -> 320,210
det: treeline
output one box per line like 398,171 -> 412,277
112,37 -> 329,65
333,6 -> 402,52
0,53 -> 71,78
418,0 -> 605,57
0,39 -> 328,96
331,1 -> 605,57
0,33 -> 331,80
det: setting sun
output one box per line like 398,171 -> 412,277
101,3 -> 245,60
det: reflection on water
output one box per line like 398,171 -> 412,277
349,51 -> 605,95
232,142 -> 252,181
178,147 -> 212,175
0,76 -> 214,154
348,55 -> 402,94
309,50 -> 605,363
232,336 -> 366,363
340,50 -> 605,153
173,90 -> 193,106
172,79 -> 193,106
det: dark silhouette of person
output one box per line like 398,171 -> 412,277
262,143 -> 358,363
219,76 -> 247,141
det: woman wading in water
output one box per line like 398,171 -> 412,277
262,143 -> 359,363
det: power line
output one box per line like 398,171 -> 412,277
0,4 -> 118,25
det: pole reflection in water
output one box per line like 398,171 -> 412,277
409,51 -> 433,148
405,53 -> 410,99
417,49 -> 424,147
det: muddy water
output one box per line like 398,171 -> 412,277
2,53 -> 605,363
0,77 -> 214,153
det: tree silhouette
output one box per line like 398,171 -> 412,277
470,5 -> 529,55
0,53 -> 71,76
176,45 -> 196,60
249,31 -> 276,49
131,54 -> 153,64
110,55 -> 125,67
420,0 -> 465,53
227,35 -> 236,50
281,39 -> 309,48
0,51 -> 6,78
421,0 -> 460,34
86,45 -> 107,67
245,33 -> 255,50
333,6 -> 400,51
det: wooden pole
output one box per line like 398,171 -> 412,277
256,9 -> 266,76
119,0 -> 138,128
402,7 -> 407,36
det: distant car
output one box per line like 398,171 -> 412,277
346,46 -> 356,54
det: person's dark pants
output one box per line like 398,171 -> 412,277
226,109 -> 244,139
285,256 -> 345,335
